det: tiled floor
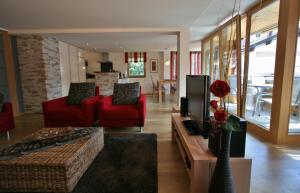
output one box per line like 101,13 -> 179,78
0,96 -> 300,193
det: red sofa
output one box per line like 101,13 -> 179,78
98,94 -> 146,132
0,102 -> 15,139
42,87 -> 100,127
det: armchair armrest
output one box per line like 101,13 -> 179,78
138,94 -> 146,126
2,102 -> 13,116
98,96 -> 113,111
81,96 -> 101,123
2,102 -> 15,129
98,96 -> 112,126
42,97 -> 67,112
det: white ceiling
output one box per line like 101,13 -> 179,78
0,0 -> 260,52
51,33 -> 178,52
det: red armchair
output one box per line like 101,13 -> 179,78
0,102 -> 15,140
42,87 -> 100,127
98,94 -> 146,132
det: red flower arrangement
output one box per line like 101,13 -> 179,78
214,109 -> 227,123
210,80 -> 230,98
210,100 -> 218,109
209,80 -> 231,126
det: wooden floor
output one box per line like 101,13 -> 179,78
0,96 -> 300,193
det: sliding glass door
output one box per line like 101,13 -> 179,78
244,1 -> 279,130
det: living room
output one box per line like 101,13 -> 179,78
0,0 -> 300,193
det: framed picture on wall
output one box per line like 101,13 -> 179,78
150,59 -> 158,73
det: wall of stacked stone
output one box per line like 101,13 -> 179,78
42,37 -> 62,100
95,72 -> 119,96
16,35 -> 62,113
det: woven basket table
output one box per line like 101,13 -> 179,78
0,127 -> 104,193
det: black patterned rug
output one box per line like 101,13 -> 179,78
72,133 -> 158,193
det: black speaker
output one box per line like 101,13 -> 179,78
230,119 -> 247,157
180,97 -> 189,117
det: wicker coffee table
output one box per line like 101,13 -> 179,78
0,127 -> 104,193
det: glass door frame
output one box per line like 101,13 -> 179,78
201,15 -> 242,116
201,0 -> 300,145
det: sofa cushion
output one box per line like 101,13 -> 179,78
112,82 -> 140,105
0,93 -> 4,112
103,105 -> 138,120
67,83 -> 96,105
46,105 -> 84,120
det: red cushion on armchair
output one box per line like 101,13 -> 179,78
103,105 -> 139,120
46,105 -> 84,120
98,94 -> 146,128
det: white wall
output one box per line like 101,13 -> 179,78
177,29 -> 190,101
78,51 -> 86,82
109,52 -> 164,94
59,42 -> 71,96
84,52 -> 102,73
69,46 -> 79,83
109,52 -> 126,73
59,41 -> 86,96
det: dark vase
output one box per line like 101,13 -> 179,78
208,132 -> 221,156
209,130 -> 235,193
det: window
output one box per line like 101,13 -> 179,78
125,52 -> 147,78
212,35 -> 220,82
222,21 -> 238,115
202,40 -> 211,75
244,1 -> 279,130
128,60 -> 145,78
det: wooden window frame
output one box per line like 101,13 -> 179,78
201,0 -> 300,145
201,15 -> 242,116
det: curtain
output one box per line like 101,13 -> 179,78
170,51 -> 201,80
190,51 -> 201,75
170,51 -> 178,80
124,52 -> 147,63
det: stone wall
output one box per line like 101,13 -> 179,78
95,72 -> 119,96
17,35 -> 62,113
42,37 -> 62,100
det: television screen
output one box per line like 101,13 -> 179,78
186,75 -> 210,135
101,62 -> 113,72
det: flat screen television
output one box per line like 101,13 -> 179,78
101,62 -> 113,72
186,75 -> 210,137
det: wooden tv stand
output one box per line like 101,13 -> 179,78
171,113 -> 252,193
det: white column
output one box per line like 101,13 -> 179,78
177,28 -> 190,104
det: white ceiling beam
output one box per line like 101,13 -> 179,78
8,28 -> 181,35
